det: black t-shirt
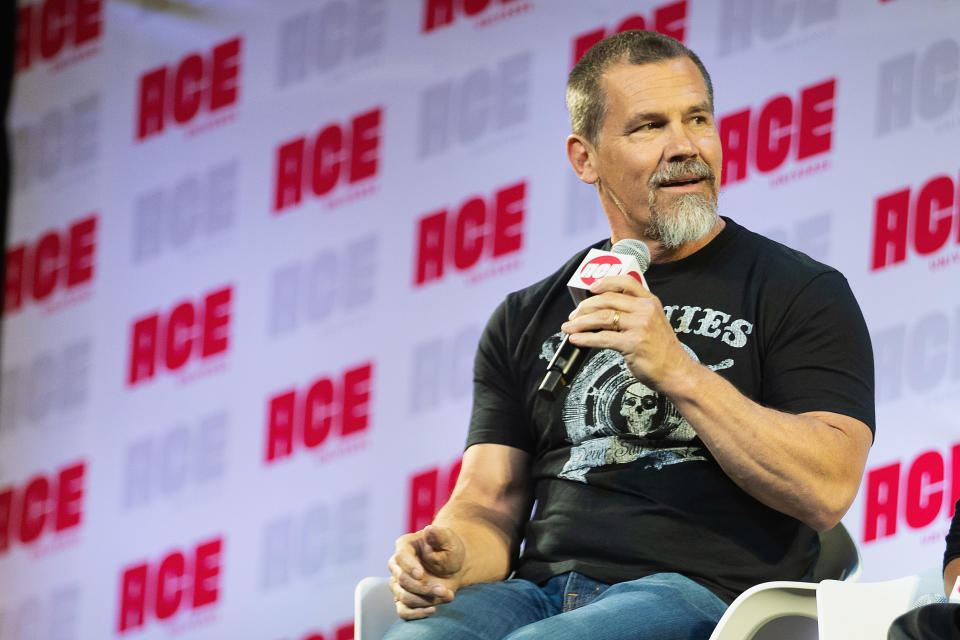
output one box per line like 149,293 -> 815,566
946,500 -> 960,570
466,218 -> 876,603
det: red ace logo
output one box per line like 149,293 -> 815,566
407,458 -> 462,533
136,36 -> 242,141
127,285 -> 232,387
117,536 -> 223,633
719,78 -> 836,186
295,623 -> 355,640
422,0 -> 529,33
570,1 -> 688,67
862,443 -> 959,543
299,623 -> 354,640
273,107 -> 382,214
414,180 -> 525,286
3,214 -> 97,315
0,461 -> 86,554
264,362 -> 373,463
871,170 -> 960,271
15,0 -> 102,73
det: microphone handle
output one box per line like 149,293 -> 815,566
538,333 -> 592,400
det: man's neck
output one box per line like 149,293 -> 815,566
613,216 -> 726,264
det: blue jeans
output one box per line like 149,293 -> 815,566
382,571 -> 728,640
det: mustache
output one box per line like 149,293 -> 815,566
649,160 -> 716,188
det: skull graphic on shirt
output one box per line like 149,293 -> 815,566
539,332 -> 710,482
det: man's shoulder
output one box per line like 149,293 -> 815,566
732,219 -> 841,282
482,239 -> 607,349
503,239 -> 607,309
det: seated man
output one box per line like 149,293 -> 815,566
386,30 -> 875,640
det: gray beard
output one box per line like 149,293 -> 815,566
646,192 -> 719,249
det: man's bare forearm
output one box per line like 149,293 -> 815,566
661,360 -> 872,531
429,443 -> 532,589
432,498 -> 525,588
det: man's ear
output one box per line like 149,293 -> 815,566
566,134 -> 598,184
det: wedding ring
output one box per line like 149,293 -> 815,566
612,310 -> 621,332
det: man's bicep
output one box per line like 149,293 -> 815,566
763,272 -> 875,434
468,299 -> 536,453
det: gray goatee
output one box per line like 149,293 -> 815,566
646,160 -> 719,249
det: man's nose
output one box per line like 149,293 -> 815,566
663,122 -> 698,162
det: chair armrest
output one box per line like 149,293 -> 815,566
709,581 -> 818,640
817,571 -> 945,640
355,577 -> 396,640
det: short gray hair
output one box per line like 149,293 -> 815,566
566,30 -> 714,147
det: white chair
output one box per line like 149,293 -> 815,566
354,576 -> 395,640
355,523 -> 861,640
816,567 -> 946,639
707,522 -> 861,640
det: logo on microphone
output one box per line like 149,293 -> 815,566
578,256 -> 627,285
568,248 -> 647,299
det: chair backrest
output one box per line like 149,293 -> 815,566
707,523 -> 863,640
816,567 -> 946,640
812,522 -> 861,583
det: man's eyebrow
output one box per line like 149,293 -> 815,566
622,111 -> 664,131
687,101 -> 713,114
622,102 -> 714,132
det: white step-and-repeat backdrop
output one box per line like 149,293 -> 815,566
3,0 -> 959,638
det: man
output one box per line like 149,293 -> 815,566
385,30 -> 875,640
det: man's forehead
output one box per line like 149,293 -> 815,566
600,58 -> 709,103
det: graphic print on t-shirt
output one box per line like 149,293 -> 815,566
540,332 -> 716,483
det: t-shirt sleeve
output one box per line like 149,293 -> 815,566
761,270 -> 876,435
465,298 -> 536,452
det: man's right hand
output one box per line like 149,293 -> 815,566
388,524 -> 465,620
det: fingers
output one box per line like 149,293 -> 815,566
566,295 -> 663,334
388,530 -> 457,620
388,571 -> 452,605
388,564 -> 454,620
564,306 -> 626,333
567,276 -> 656,322
567,292 -> 630,324
388,553 -> 437,598
392,535 -> 425,580
396,601 -> 436,620
588,274 -> 651,296
391,575 -> 441,620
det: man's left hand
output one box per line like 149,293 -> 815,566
561,274 -> 692,393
